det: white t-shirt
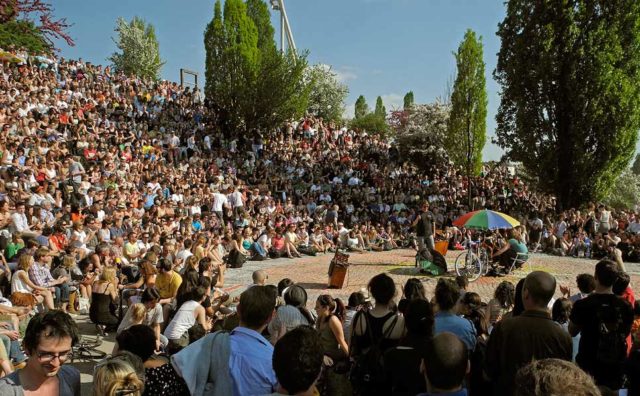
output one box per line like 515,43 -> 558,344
212,193 -> 227,212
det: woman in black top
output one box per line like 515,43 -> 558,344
350,273 -> 405,395
383,299 -> 434,396
116,324 -> 189,396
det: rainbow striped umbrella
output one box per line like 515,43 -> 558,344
452,209 -> 520,230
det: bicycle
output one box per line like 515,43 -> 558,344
454,240 -> 490,282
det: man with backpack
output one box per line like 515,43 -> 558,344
569,259 -> 634,391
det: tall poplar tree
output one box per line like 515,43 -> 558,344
447,29 -> 487,207
403,91 -> 414,110
354,95 -> 368,119
495,0 -> 640,209
375,96 -> 386,118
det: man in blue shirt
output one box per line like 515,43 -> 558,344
417,332 -> 469,396
434,279 -> 477,352
229,285 -> 278,395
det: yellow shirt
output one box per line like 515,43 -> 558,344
155,270 -> 182,299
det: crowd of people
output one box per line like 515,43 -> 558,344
0,47 -> 638,395
0,261 -> 638,396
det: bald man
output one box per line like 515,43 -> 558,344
485,271 -> 572,396
419,332 -> 469,396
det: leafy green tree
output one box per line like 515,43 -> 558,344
354,95 -> 368,119
494,0 -> 640,209
350,112 -> 389,135
109,17 -> 165,81
447,29 -> 487,206
375,96 -> 386,118
403,91 -> 414,110
204,0 -> 308,135
305,64 -> 349,123
604,169 -> 640,210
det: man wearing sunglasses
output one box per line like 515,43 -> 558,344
0,310 -> 80,395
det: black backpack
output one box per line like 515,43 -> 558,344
350,311 -> 398,395
595,300 -> 627,366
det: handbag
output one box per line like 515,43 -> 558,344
77,297 -> 90,314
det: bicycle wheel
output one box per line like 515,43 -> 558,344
454,251 -> 483,282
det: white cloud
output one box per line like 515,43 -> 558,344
315,63 -> 358,83
334,66 -> 358,83
380,93 -> 404,112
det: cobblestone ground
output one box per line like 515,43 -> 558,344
223,249 -> 640,306
77,249 -> 640,394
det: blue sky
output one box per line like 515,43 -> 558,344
54,0 -> 507,160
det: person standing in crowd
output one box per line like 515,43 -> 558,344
486,271 -> 572,396
569,259 -> 634,392
417,332 -> 469,396
514,359 -> 601,396
350,273 -> 405,396
433,279 -> 476,352
0,311 -> 80,395
384,298 -> 434,396
412,202 -> 435,251
314,294 -> 350,396
269,326 -> 323,396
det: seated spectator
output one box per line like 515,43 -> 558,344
487,281 -> 515,326
268,284 -> 314,344
0,311 -> 80,395
10,254 -> 55,310
384,298 -> 434,396
115,324 -> 189,396
117,287 -> 166,349
486,271 -> 573,396
29,247 -> 70,312
569,259 -> 634,391
270,326 -> 323,396
93,352 -> 145,396
417,332 -> 469,396
173,285 -> 278,395
89,267 -> 120,332
163,286 -> 211,354
514,358 -> 600,396
492,229 -> 528,271
433,279 -> 476,352
155,259 -> 182,323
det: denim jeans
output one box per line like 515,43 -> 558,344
0,326 -> 26,363
54,282 -> 70,303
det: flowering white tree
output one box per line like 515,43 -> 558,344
393,102 -> 450,174
604,169 -> 640,210
109,17 -> 165,81
305,64 -> 348,123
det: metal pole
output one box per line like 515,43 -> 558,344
280,11 -> 285,53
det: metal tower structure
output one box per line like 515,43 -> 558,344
270,0 -> 297,57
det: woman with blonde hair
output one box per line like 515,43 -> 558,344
118,259 -> 157,304
10,254 -> 55,310
93,352 -> 145,396
89,267 -> 119,331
